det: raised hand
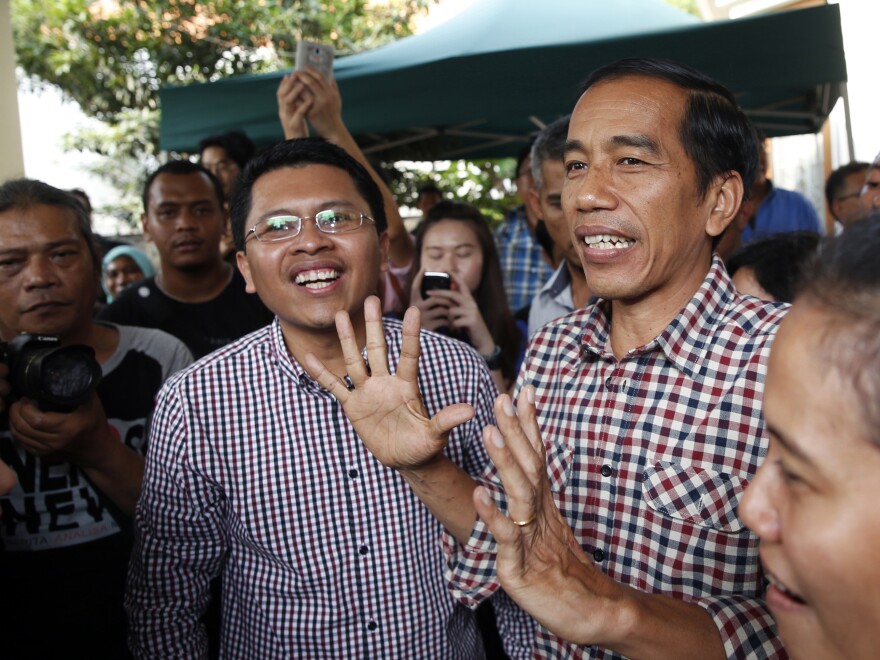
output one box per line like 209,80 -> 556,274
473,387 -> 620,647
303,295 -> 475,471
276,72 -> 312,139
292,66 -> 344,138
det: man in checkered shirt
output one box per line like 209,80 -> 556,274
323,58 -> 788,658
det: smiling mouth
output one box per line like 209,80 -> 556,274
767,571 -> 807,605
294,268 -> 341,290
583,234 -> 636,249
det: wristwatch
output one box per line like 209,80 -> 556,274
482,345 -> 503,371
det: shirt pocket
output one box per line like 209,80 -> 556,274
642,460 -> 747,533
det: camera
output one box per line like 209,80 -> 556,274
0,334 -> 102,412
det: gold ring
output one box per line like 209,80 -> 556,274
511,512 -> 536,527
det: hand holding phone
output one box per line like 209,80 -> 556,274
295,40 -> 335,81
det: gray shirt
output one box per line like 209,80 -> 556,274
527,262 -> 574,337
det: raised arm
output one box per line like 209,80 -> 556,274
473,387 -> 728,660
277,68 -> 414,267
302,295 -> 478,542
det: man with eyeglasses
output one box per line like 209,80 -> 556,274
825,161 -> 870,231
99,160 -> 273,358
856,152 -> 880,223
125,138 -> 535,658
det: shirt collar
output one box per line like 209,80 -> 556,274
579,255 -> 738,376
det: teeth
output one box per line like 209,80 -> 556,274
767,572 -> 807,604
583,234 -> 635,249
295,269 -> 340,287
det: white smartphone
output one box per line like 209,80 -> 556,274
295,40 -> 335,80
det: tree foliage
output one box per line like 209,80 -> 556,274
12,0 -> 434,224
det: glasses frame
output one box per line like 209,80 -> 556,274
245,210 -> 375,243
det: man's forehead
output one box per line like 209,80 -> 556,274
252,164 -> 363,205
0,205 -> 83,249
150,172 -> 218,203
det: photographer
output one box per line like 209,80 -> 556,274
0,179 -> 191,658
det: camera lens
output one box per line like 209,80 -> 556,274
41,349 -> 100,399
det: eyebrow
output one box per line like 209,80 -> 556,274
255,200 -> 357,223
562,135 -> 662,158
766,422 -> 816,467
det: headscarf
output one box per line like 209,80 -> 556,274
101,244 -> 155,301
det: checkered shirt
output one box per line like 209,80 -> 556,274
126,318 -> 535,658
495,206 -> 554,313
443,256 -> 790,659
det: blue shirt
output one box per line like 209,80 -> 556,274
494,207 -> 553,313
741,181 -> 823,244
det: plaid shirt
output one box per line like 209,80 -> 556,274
443,257 -> 789,659
495,206 -> 553,313
126,318 -> 535,658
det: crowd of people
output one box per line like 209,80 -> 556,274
1,54 -> 879,659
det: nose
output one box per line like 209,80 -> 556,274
566,163 -> 617,214
291,218 -> 334,253
23,254 -> 60,290
739,462 -> 781,542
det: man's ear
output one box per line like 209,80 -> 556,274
141,212 -> 151,242
527,188 -> 543,225
236,250 -> 257,294
705,171 -> 745,238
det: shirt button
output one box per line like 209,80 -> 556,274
367,620 -> 378,631
604,377 -> 612,388
593,548 -> 605,562
358,545 -> 369,555
348,469 -> 359,479
600,465 -> 613,478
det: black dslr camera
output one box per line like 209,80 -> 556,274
0,334 -> 102,412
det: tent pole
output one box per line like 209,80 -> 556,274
841,82 -> 855,161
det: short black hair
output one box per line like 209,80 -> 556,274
197,131 -> 256,170
531,115 -> 571,190
825,161 -> 869,215
579,57 -> 759,201
142,160 -> 225,213
229,138 -> 388,252
515,136 -> 537,179
727,232 -> 821,303
0,178 -> 99,272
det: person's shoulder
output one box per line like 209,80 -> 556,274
112,323 -> 194,365
721,292 -> 788,336
99,277 -> 162,321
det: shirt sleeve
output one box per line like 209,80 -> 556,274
490,588 -> 538,660
125,383 -> 227,658
694,593 -> 787,659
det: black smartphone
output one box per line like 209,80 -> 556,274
420,271 -> 451,299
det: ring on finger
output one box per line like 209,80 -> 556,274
511,512 -> 536,527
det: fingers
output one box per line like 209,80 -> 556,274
495,394 -> 545,477
431,402 -> 475,437
473,486 -> 522,547
481,423 -> 539,526
334,307 -> 369,386
396,305 -> 422,383
363,296 -> 389,378
515,385 -> 546,456
302,353 -> 351,404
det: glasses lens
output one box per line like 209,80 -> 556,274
258,216 -> 300,241
317,211 -> 361,233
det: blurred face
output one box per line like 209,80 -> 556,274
562,76 -> 731,307
201,146 -> 241,197
237,164 -> 388,342
740,304 -> 880,659
0,204 -> 98,342
856,164 -> 880,222
832,169 -> 869,228
419,219 -> 484,294
531,159 -> 578,268
732,265 -> 774,301
416,191 -> 442,217
104,255 -> 144,298
143,172 -> 226,273
0,458 -> 17,496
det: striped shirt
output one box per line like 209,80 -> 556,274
444,257 -> 789,659
495,206 -> 553,313
126,318 -> 533,658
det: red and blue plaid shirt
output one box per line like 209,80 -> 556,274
444,256 -> 789,659
126,318 -> 534,658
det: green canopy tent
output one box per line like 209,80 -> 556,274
159,1 -> 847,161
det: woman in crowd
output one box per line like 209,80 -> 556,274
102,244 -> 155,302
408,200 -> 523,392
740,214 -> 880,659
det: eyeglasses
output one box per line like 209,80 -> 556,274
835,191 -> 861,202
246,210 -> 375,243
861,180 -> 880,196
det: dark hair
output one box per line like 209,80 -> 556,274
515,137 -> 537,179
409,200 -> 522,382
825,161 -> 869,217
68,188 -> 92,215
197,131 -> 256,170
531,115 -> 571,190
229,138 -> 388,252
580,58 -> 759,201
798,214 -> 880,441
142,160 -> 225,213
0,178 -> 99,272
727,232 -> 821,303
